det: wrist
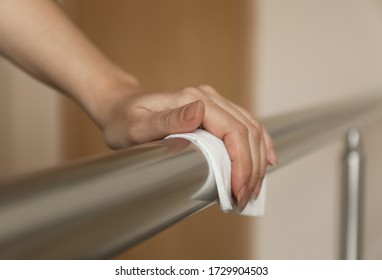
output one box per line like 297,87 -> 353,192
77,69 -> 140,129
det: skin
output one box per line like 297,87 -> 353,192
0,0 -> 277,210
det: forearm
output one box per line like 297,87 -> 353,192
0,0 -> 138,124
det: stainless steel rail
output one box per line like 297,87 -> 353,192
0,139 -> 212,259
0,95 -> 381,259
341,129 -> 363,260
263,95 -> 381,170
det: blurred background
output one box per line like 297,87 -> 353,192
1,0 -> 382,259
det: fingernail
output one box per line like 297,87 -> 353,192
268,148 -> 278,166
182,101 -> 198,121
248,183 -> 255,194
238,187 -> 250,210
233,195 -> 239,207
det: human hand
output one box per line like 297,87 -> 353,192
95,83 -> 277,210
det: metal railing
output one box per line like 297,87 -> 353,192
0,95 -> 381,259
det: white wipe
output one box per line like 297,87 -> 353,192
166,129 -> 266,216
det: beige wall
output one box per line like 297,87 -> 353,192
254,0 -> 382,259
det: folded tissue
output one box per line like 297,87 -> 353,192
166,129 -> 266,216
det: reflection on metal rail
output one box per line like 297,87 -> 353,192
0,95 -> 381,259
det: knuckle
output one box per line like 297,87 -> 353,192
252,170 -> 261,181
198,84 -> 218,95
181,86 -> 204,100
234,122 -> 249,137
250,126 -> 262,142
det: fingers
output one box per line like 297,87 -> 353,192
228,104 -> 267,199
230,102 -> 277,166
223,128 -> 253,209
263,127 -> 277,166
229,102 -> 275,198
254,130 -> 267,199
178,85 -> 276,210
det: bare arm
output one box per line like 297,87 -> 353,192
0,0 -> 277,209
0,0 -> 137,116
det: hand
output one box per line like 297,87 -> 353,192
96,83 -> 277,210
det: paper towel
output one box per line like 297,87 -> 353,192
166,129 -> 266,216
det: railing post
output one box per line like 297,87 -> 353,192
341,128 -> 364,260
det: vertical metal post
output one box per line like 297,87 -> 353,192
341,129 -> 363,260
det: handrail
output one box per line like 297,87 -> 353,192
264,95 -> 382,171
0,139 -> 212,259
0,95 -> 382,259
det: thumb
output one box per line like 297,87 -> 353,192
151,100 -> 205,139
